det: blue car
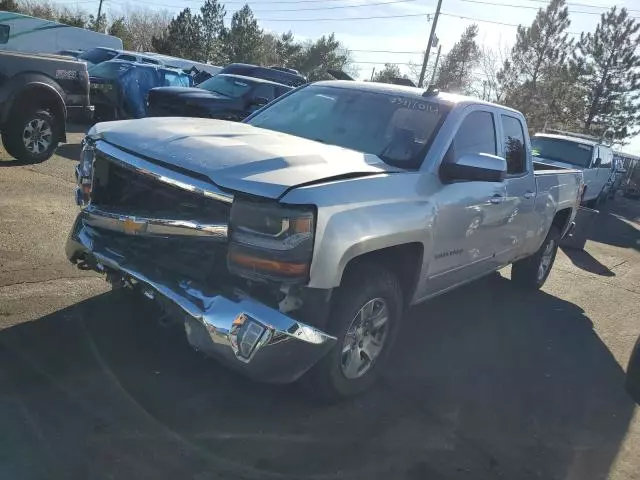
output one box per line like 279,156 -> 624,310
88,60 -> 191,121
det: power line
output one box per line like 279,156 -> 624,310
513,0 -> 640,14
458,0 -> 640,19
247,0 -> 418,13
351,49 -> 424,53
257,12 -> 429,21
440,11 -> 582,34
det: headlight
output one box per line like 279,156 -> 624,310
227,199 -> 315,283
75,138 -> 95,206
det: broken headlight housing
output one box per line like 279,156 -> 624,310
75,137 -> 95,206
227,199 -> 315,283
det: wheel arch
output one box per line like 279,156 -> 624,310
340,242 -> 424,308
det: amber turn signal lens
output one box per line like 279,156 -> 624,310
229,252 -> 308,275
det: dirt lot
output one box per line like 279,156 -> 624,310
1,130 -> 639,480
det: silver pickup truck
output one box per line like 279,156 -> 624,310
67,81 -> 583,399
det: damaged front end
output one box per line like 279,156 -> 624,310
67,138 -> 335,383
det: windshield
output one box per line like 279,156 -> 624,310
197,75 -> 254,97
531,137 -> 594,167
79,48 -> 118,65
246,85 -> 449,168
88,62 -> 133,79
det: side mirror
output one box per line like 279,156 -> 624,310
251,96 -> 269,107
440,153 -> 507,183
594,157 -> 602,167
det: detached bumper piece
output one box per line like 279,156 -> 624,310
66,219 -> 336,384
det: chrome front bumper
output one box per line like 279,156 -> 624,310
66,218 -> 336,384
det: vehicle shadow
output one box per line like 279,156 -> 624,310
588,200 -> 640,251
560,246 -> 615,276
0,275 -> 634,480
55,142 -> 82,162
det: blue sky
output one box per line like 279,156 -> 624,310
57,0 -> 640,152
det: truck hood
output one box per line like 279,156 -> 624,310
90,117 -> 394,199
533,156 -> 585,170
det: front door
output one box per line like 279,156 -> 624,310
424,108 -> 509,297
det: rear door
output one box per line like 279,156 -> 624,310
497,114 -> 536,262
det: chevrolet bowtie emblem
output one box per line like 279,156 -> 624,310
121,217 -> 147,235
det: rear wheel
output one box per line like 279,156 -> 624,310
511,226 -> 560,290
302,263 -> 403,401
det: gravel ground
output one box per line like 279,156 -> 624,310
0,130 -> 639,480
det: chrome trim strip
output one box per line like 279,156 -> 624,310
82,205 -> 228,240
95,140 -> 234,204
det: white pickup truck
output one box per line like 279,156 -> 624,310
67,81 -> 583,399
531,131 -> 613,207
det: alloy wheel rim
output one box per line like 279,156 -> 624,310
23,118 -> 53,155
340,297 -> 389,380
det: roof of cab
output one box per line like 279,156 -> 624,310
217,73 -> 292,87
311,80 -> 522,113
534,132 -> 598,147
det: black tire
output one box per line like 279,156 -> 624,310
511,225 -> 560,290
302,263 -> 403,401
1,109 -> 60,163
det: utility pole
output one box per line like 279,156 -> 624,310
428,44 -> 442,86
95,0 -> 104,32
418,0 -> 443,88
370,67 -> 376,82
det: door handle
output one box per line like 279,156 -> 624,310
489,195 -> 504,204
524,191 -> 535,199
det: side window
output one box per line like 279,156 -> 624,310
0,24 -> 9,44
275,86 -> 291,98
447,111 -> 496,162
252,84 -> 276,101
117,54 -> 137,62
141,58 -> 161,65
501,115 -> 527,175
600,148 -> 613,168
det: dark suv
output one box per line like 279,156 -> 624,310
218,63 -> 307,87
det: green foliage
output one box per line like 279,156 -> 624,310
0,0 -> 20,12
292,34 -> 352,81
371,63 -> 402,84
435,24 -> 479,94
108,17 -> 132,50
87,12 -> 107,33
574,7 -> 640,141
200,0 -> 226,64
499,0 -> 575,132
152,8 -> 204,61
221,5 -> 263,65
58,11 -> 87,28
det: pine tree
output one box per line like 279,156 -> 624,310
108,17 -> 133,51
292,34 -> 351,81
0,0 -> 20,12
222,5 -> 264,65
574,6 -> 640,141
200,0 -> 225,64
152,8 -> 203,61
434,24 -> 479,94
498,0 -> 574,131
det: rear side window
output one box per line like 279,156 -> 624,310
117,54 -> 137,62
501,115 -> 527,175
252,84 -> 276,101
0,24 -> 9,44
141,57 -> 161,65
448,111 -> 496,161
599,147 -> 613,168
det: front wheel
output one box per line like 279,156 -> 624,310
302,263 -> 403,401
511,226 -> 560,290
